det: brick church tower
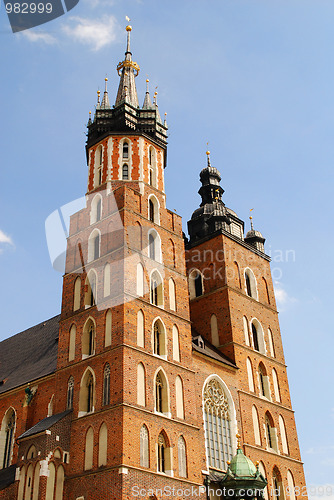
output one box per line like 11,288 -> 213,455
0,24 -> 307,500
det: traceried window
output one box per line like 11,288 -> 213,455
156,373 -> 163,413
153,319 -> 166,357
140,425 -> 149,468
67,377 -> 74,410
203,379 -> 233,471
78,369 -> 95,416
150,271 -> 163,307
0,409 -> 15,469
103,364 -> 110,406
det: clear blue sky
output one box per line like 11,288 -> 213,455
0,0 -> 333,492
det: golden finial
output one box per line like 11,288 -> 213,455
227,460 -> 231,466
236,433 -> 241,448
89,111 -> 91,115
165,112 -> 167,116
125,15 -> 132,31
146,78 -> 149,83
255,461 -> 259,467
249,208 -> 254,230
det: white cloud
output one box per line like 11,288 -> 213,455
62,15 -> 118,51
0,230 -> 13,246
274,282 -> 297,309
21,30 -> 56,45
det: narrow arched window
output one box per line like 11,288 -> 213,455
153,320 -> 166,356
87,373 -> 94,413
96,198 -> 101,221
157,433 -> 166,473
245,268 -> 258,299
252,323 -> 259,351
169,279 -> 176,311
194,273 -> 203,297
137,363 -> 146,406
272,368 -> 281,402
69,324 -> 76,361
172,325 -> 180,362
265,413 -> 278,452
1,409 -> 16,469
98,423 -> 108,466
252,405 -> 261,445
273,467 -> 284,500
137,310 -> 144,347
203,379 -> 233,470
287,470 -> 296,500
156,373 -> 163,413
189,269 -> 204,299
122,163 -> 129,180
103,264 -> 110,297
103,364 -> 110,406
79,369 -> 95,416
140,425 -> 149,468
67,377 -> 74,410
105,309 -> 112,347
149,199 -> 154,222
122,141 -> 129,159
149,234 -> 155,260
246,358 -> 255,392
279,415 -> 289,455
137,263 -> 144,297
258,363 -> 270,399
150,271 -> 163,307
45,462 -> 55,500
178,436 -> 187,478
33,462 -> 40,500
84,272 -> 97,307
55,465 -> 64,500
210,314 -> 219,347
243,316 -> 251,346
84,427 -> 94,470
259,462 -> 268,500
82,318 -> 95,357
175,376 -> 184,419
246,273 -> 252,296
93,233 -> 100,260
17,466 -> 25,500
268,328 -> 276,357
73,277 -> 81,311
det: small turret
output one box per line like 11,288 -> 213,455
244,214 -> 265,253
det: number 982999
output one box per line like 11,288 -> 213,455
5,2 -> 53,14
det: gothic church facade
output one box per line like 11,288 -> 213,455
0,26 -> 307,500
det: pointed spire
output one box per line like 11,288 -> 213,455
206,149 -> 211,167
101,77 -> 111,109
115,23 -> 140,108
87,110 -> 92,126
96,90 -> 101,109
153,91 -> 162,123
164,112 -> 168,127
142,78 -> 154,109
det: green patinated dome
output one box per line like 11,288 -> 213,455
229,448 -> 257,477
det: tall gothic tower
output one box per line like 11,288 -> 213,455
0,24 -> 307,500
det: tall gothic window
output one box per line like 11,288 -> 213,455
149,199 -> 154,222
103,364 -> 110,406
203,379 -> 233,471
156,373 -> 163,413
252,323 -> 260,351
157,433 -> 166,473
149,234 -> 155,260
178,436 -> 187,478
87,373 -> 94,413
140,425 -> 149,468
1,409 -> 15,469
67,377 -> 74,410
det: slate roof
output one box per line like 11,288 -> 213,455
192,332 -> 237,369
0,464 -> 16,491
0,315 -> 60,395
18,410 -> 71,440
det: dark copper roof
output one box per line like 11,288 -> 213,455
0,315 -> 60,395
192,333 -> 237,368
